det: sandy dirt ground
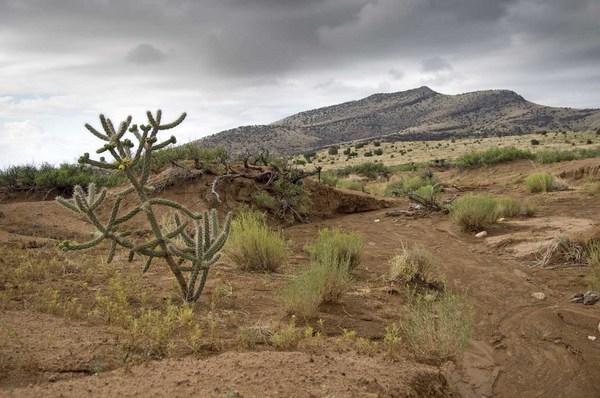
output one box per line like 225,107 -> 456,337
1,159 -> 600,397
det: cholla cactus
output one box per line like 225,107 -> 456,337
56,110 -> 232,303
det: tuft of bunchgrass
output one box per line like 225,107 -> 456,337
279,255 -> 352,319
389,243 -> 439,285
524,172 -> 554,193
450,194 -> 498,231
224,209 -> 288,272
585,240 -> 600,290
305,228 -> 364,271
496,197 -> 522,218
401,291 -> 474,362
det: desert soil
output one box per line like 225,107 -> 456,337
1,158 -> 600,397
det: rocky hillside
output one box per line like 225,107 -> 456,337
195,86 -> 600,155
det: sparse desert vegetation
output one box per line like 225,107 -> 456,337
2,112 -> 600,397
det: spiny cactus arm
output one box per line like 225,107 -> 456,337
78,153 -> 119,170
131,127 -> 149,164
202,212 -> 211,249
210,208 -> 219,240
159,112 -> 186,131
147,198 -> 200,220
85,123 -> 110,141
113,207 -> 142,226
56,196 -> 81,213
116,186 -> 135,198
58,234 -> 105,251
89,187 -> 107,211
168,244 -> 197,263
174,214 -> 194,247
190,255 -> 221,301
107,240 -> 118,263
203,212 -> 233,260
142,256 -> 153,273
152,135 -> 177,151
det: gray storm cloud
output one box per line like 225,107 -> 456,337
0,0 -> 599,167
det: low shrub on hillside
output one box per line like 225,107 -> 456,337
455,146 -> 534,168
305,228 -> 364,272
0,162 -> 125,192
336,178 -> 363,191
535,149 -> 576,164
450,194 -> 498,231
524,172 -> 554,193
319,170 -> 340,188
224,209 -> 288,272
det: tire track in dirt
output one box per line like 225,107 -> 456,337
494,303 -> 600,398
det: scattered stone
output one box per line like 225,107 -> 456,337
588,336 -> 597,341
532,292 -> 546,300
475,231 -> 488,238
598,322 -> 600,333
497,217 -> 506,222
374,218 -> 380,223
571,293 -> 584,303
48,374 -> 58,383
583,291 -> 599,305
570,291 -> 599,305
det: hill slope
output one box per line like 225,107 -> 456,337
195,86 -> 600,155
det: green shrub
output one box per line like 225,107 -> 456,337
401,291 -> 473,361
252,190 -> 276,209
412,185 -> 440,204
306,228 -> 364,272
364,151 -> 373,157
336,178 -> 363,191
384,177 -> 429,197
530,139 -> 540,145
496,197 -> 522,217
280,253 -> 352,319
320,170 -> 340,188
328,146 -> 339,155
455,146 -> 533,168
348,162 -> 390,178
451,194 -> 498,231
224,209 -> 288,272
525,172 -> 554,193
535,149 -> 576,164
374,148 -> 383,156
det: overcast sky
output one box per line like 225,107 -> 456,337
1,0 -> 599,167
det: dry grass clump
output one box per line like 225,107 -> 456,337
585,240 -> 600,290
224,209 -> 288,272
534,234 -> 587,268
496,197 -> 522,217
388,243 -> 439,286
280,253 -> 353,319
450,194 -> 498,231
401,291 -> 473,362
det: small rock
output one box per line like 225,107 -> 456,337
497,217 -> 506,222
48,374 -> 58,383
583,291 -> 599,306
588,336 -> 597,341
598,322 -> 600,333
532,292 -> 546,300
374,218 -> 380,223
475,231 -> 488,238
571,293 -> 585,303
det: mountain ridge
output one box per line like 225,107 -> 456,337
194,86 -> 600,155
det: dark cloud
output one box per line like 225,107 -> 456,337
388,69 -> 404,80
126,44 -> 166,64
1,0 -> 600,167
421,57 -> 452,73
